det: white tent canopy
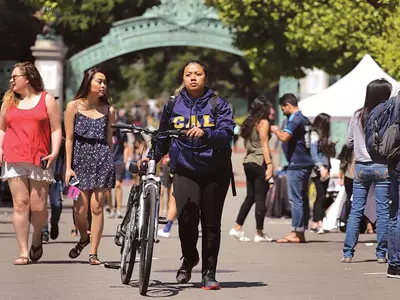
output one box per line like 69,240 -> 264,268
299,54 -> 399,118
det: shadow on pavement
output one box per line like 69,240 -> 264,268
45,241 -> 80,244
122,279 -> 267,297
154,269 -> 238,274
35,260 -> 89,264
348,259 -> 379,264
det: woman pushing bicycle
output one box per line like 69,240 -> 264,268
145,60 -> 235,290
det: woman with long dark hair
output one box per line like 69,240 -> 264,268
229,97 -> 273,242
64,67 -> 115,265
309,113 -> 335,233
342,78 -> 392,263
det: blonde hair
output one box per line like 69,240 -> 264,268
2,62 -> 44,108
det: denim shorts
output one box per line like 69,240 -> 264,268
1,162 -> 54,183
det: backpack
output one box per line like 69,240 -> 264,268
365,93 -> 400,164
165,93 -> 236,196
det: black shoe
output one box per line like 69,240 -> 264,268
50,224 -> 59,240
202,269 -> 220,290
387,265 -> 400,278
176,257 -> 199,284
42,232 -> 49,244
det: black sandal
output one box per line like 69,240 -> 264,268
29,242 -> 43,262
89,254 -> 101,265
69,237 -> 90,259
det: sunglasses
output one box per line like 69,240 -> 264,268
10,75 -> 25,81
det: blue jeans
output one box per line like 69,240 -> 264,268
343,162 -> 390,258
42,180 -> 63,233
287,168 -> 312,232
388,169 -> 400,268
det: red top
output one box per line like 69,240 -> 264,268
4,91 -> 50,166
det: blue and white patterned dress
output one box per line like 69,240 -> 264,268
72,112 -> 115,190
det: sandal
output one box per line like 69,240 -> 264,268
89,254 -> 101,265
29,242 -> 43,262
14,256 -> 29,265
69,237 -> 90,259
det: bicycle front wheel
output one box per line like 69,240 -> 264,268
120,200 -> 138,284
139,184 -> 157,295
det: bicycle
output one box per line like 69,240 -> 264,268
112,123 -> 186,296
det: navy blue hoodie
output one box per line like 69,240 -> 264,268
152,88 -> 235,175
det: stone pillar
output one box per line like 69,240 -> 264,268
31,37 -> 68,111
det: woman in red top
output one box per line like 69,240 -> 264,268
0,62 -> 62,265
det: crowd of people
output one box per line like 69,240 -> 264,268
1,59 -> 400,291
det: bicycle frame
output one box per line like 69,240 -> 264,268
137,132 -> 163,242
112,123 -> 186,246
137,160 -> 160,242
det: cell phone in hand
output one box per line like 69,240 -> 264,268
40,156 -> 47,170
69,176 -> 80,186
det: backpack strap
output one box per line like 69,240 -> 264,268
166,96 -> 177,129
395,94 -> 400,124
209,94 -> 219,120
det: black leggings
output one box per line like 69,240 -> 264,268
173,164 -> 231,274
236,163 -> 269,230
312,177 -> 330,222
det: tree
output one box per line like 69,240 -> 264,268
207,0 -> 400,85
0,0 -> 42,61
25,0 -> 159,54
99,47 -> 253,111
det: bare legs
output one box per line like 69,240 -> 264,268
73,188 -> 106,259
9,177 -> 49,263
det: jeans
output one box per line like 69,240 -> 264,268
388,169 -> 400,268
42,180 -> 63,233
343,162 -> 390,259
287,168 -> 312,232
173,164 -> 230,274
236,163 -> 269,230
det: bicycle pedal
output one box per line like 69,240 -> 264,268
114,224 -> 123,247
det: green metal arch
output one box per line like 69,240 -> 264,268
66,0 -> 242,99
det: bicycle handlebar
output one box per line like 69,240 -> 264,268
112,123 -> 188,138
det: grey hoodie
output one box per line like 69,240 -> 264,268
346,111 -> 372,162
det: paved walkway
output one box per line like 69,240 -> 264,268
1,150 -> 400,299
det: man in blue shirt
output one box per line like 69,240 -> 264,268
271,93 -> 313,243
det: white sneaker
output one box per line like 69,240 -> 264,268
254,234 -> 273,242
229,228 -> 250,242
317,227 -> 325,234
109,211 -> 116,219
158,228 -> 171,238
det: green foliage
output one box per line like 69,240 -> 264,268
101,47 -> 253,109
25,0 -> 159,54
207,0 -> 400,84
0,0 -> 41,61
26,0 -> 122,31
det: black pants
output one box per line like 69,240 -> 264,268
236,163 -> 269,230
344,176 -> 354,221
173,164 -> 231,274
312,177 -> 330,222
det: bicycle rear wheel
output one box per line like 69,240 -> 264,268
120,200 -> 138,284
139,184 -> 157,295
